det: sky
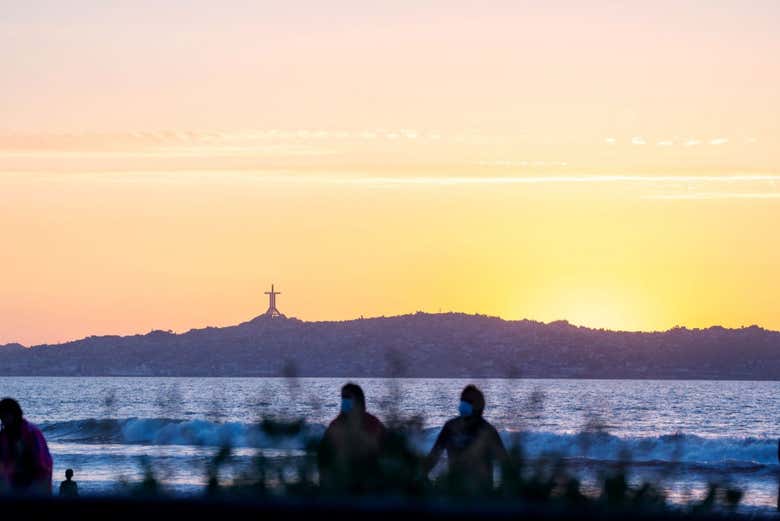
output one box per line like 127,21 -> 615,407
1,1 -> 779,345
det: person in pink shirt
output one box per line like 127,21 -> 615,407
0,398 -> 53,495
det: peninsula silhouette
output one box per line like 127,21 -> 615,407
1,313 -> 778,379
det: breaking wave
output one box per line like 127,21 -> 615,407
508,431 -> 779,469
39,418 -> 780,470
40,418 -> 324,449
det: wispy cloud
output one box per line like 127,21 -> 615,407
324,174 -> 780,186
603,136 -> 744,148
474,160 -> 569,168
7,173 -> 780,204
643,192 -> 780,200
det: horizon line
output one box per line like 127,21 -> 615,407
5,311 -> 776,349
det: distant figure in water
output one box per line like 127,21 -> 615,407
424,384 -> 508,494
318,383 -> 386,493
59,468 -> 79,498
0,398 -> 53,495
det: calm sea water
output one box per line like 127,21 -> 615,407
2,377 -> 779,509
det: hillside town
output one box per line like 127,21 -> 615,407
1,311 -> 778,379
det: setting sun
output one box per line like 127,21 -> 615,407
1,1 -> 779,345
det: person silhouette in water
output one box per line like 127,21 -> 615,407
318,383 -> 386,493
0,398 -> 53,495
59,468 -> 79,497
424,385 -> 508,494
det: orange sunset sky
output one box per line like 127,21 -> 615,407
1,1 -> 779,345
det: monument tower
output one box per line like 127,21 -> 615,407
264,284 -> 284,318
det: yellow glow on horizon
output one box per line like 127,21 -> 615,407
2,2 -> 779,345
1,170 -> 779,345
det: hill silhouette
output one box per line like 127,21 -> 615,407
1,313 -> 779,378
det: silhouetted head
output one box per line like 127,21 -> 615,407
65,469 -> 74,480
340,382 -> 366,414
460,385 -> 485,417
0,398 -> 23,431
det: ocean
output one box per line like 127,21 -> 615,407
2,377 -> 779,510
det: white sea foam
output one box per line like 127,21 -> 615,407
40,418 -> 780,471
